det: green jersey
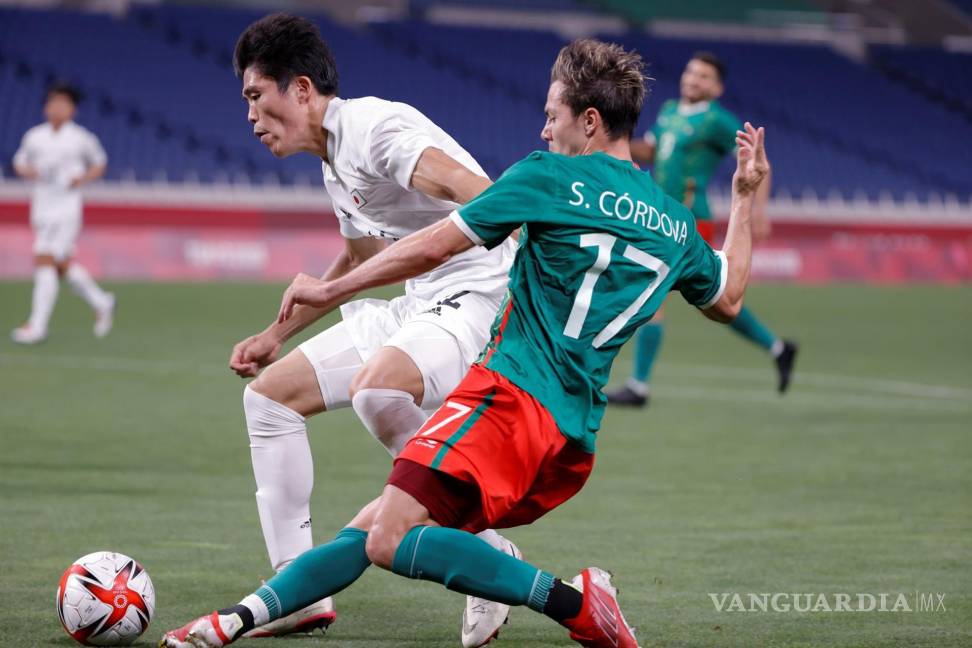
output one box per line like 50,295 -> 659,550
452,151 -> 727,453
650,99 -> 742,220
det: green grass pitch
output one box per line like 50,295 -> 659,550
0,281 -> 969,647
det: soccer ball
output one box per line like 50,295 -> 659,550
56,551 -> 155,646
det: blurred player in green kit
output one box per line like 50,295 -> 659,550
607,51 -> 798,407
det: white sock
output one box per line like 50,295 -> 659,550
66,263 -> 112,312
244,385 -> 315,572
770,339 -> 785,357
28,266 -> 59,333
239,593 -> 271,627
351,388 -> 428,456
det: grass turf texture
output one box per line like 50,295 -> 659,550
0,281 -> 969,648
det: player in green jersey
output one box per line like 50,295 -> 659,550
161,39 -> 769,648
607,51 -> 797,408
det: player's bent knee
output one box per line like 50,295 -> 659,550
248,353 -> 325,417
349,348 -> 424,403
247,376 -> 291,414
248,373 -> 276,401
243,384 -> 306,439
364,523 -> 400,570
366,484 -> 437,569
347,497 -> 382,533
350,389 -> 419,454
348,365 -> 398,399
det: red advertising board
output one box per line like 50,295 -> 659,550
0,199 -> 969,283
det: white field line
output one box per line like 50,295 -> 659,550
2,353 -> 970,412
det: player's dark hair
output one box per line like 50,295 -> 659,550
234,13 -> 339,96
550,39 -> 648,140
46,81 -> 81,105
691,51 -> 726,82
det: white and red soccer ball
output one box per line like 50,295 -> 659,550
56,551 -> 155,646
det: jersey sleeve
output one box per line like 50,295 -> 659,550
83,131 -> 107,167
675,216 -> 727,309
12,131 -> 33,168
451,152 -> 554,249
367,113 -> 440,190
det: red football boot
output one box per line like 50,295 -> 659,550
562,567 -> 640,648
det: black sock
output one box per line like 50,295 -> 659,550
217,604 -> 255,639
543,578 -> 584,623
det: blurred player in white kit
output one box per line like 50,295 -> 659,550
11,82 -> 114,345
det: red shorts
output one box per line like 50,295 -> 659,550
696,219 -> 715,244
390,364 -> 594,533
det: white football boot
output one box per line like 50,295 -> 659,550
94,293 -> 115,338
160,611 -> 243,648
461,535 -> 523,647
11,324 -> 46,345
243,597 -> 336,637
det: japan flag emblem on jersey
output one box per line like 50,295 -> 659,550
351,189 -> 367,208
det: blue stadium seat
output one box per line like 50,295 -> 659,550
0,5 -> 968,202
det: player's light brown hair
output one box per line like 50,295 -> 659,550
550,39 -> 649,140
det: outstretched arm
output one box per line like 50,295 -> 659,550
228,235 -> 387,377
629,135 -> 656,165
13,161 -> 39,180
701,122 -> 769,323
269,235 -> 388,338
272,147 -> 488,337
276,217 -> 476,323
751,161 -> 772,242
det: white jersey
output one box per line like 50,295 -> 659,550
320,96 -> 514,302
13,121 -> 106,223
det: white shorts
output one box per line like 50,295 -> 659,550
32,216 -> 81,261
298,289 -> 503,410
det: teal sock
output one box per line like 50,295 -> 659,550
632,322 -> 664,384
256,527 -> 370,621
392,526 -> 555,612
729,305 -> 778,353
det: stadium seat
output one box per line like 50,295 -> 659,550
0,4 -> 968,202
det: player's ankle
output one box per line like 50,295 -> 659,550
543,578 -> 584,624
216,605 -> 255,640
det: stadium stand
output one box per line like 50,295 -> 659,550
948,0 -> 972,17
371,20 -> 972,201
871,45 -> 972,116
409,0 -> 596,12
588,0 -> 824,24
0,3 -> 969,203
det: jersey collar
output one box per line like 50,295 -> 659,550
677,101 -> 711,116
321,97 -> 345,165
46,120 -> 76,134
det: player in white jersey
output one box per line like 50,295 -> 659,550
224,15 -> 517,645
11,82 -> 115,345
